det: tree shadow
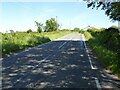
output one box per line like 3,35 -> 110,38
85,41 -> 120,89
2,40 -> 120,89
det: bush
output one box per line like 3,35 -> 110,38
84,31 -> 92,40
2,30 -> 72,56
73,27 -> 80,31
37,27 -> 42,33
89,39 -> 120,75
2,43 -> 20,55
85,27 -> 120,77
27,29 -> 32,33
79,30 -> 85,34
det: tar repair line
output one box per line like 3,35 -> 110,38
81,34 -> 101,90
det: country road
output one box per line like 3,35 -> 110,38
1,33 -> 120,89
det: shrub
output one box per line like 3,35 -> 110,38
85,27 -> 120,77
2,43 -> 20,54
27,29 -> 32,33
84,31 -> 92,40
79,30 -> 85,34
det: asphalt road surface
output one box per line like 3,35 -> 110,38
1,33 -> 120,89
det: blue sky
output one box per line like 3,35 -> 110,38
0,1 -> 118,33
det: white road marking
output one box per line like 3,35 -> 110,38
58,34 -> 76,49
92,77 -> 101,90
14,35 -> 73,85
82,34 -> 101,89
58,42 -> 67,49
80,34 -> 83,50
0,58 -> 3,61
42,54 -> 52,61
5,34 -> 79,88
81,34 -> 97,70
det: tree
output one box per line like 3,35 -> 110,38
10,30 -> 15,36
74,27 -> 80,31
35,21 -> 43,33
83,0 -> 120,21
45,18 -> 59,32
10,30 -> 14,33
27,29 -> 32,33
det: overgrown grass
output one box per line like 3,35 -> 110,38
84,31 -> 93,40
84,27 -> 120,77
0,33 -> 2,58
2,30 -> 72,56
42,30 -> 72,40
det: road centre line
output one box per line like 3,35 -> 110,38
58,34 -> 76,49
81,34 -> 97,70
13,34 -> 75,86
58,42 -> 67,49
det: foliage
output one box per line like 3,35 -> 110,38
2,30 -> 73,56
73,27 -> 80,31
84,31 -> 93,40
35,21 -> 43,33
110,25 -> 119,29
27,29 -> 32,33
91,27 -> 120,53
84,0 -> 120,21
2,43 -> 20,54
89,40 -> 119,75
27,35 -> 51,47
79,30 -> 85,34
45,18 -> 59,32
84,27 -> 120,76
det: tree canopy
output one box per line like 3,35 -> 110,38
35,21 -> 43,33
83,0 -> 120,21
45,18 -> 59,32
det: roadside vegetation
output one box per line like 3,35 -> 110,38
83,0 -> 120,77
84,27 -> 120,77
2,30 -> 73,56
1,17 -> 75,57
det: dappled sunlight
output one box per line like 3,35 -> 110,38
2,34 -> 120,89
80,54 -> 84,57
82,76 -> 89,80
42,70 -> 56,75
27,54 -> 43,57
8,73 -> 17,77
66,64 -> 78,69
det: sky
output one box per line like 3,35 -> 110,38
0,0 -> 118,33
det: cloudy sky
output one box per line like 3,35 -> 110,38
0,0 -> 118,33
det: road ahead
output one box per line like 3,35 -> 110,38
2,33 -> 120,89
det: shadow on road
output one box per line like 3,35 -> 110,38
2,40 -> 120,89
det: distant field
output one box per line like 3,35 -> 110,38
1,30 -> 73,56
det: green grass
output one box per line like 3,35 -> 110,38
42,30 -> 73,40
84,31 -> 93,40
84,29 -> 120,77
88,40 -> 119,74
2,30 -> 73,56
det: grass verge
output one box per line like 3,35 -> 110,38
84,31 -> 120,77
2,30 -> 72,56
